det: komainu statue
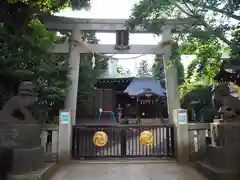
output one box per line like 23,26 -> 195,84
212,83 -> 240,121
200,59 -> 240,180
0,81 -> 44,179
0,81 -> 38,124
212,59 -> 240,121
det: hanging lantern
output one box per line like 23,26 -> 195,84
140,131 -> 153,145
115,29 -> 130,50
93,131 -> 108,147
144,93 -> 152,97
144,88 -> 152,98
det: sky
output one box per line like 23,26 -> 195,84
56,0 -> 193,75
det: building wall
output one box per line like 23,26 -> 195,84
77,88 -> 116,118
77,89 -> 96,118
95,88 -> 116,112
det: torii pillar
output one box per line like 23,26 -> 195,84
162,26 -> 189,163
162,26 -> 181,123
58,26 -> 81,163
65,26 -> 81,125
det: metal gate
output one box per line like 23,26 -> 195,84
72,124 -> 174,159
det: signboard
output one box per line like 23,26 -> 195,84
173,109 -> 188,124
140,100 -> 154,104
59,110 -> 71,124
177,112 -> 187,124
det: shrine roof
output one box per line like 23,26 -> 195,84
124,78 -> 165,96
96,70 -> 134,84
97,72 -> 134,79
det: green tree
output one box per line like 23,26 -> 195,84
177,37 -> 222,122
230,29 -> 240,64
0,0 -> 108,123
129,0 -> 240,45
129,0 -> 233,84
180,37 -> 222,83
137,60 -> 151,77
152,56 -> 165,79
180,84 -> 215,122
77,52 -> 107,117
129,0 -> 240,122
0,0 -> 90,34
152,42 -> 184,86
0,19 -> 69,122
117,65 -> 132,76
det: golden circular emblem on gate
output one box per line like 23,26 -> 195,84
140,131 -> 153,145
93,131 -> 108,147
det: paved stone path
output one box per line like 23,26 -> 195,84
50,161 -> 208,180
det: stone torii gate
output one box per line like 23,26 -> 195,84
44,16 -> 197,125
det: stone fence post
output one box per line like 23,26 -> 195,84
173,109 -> 189,163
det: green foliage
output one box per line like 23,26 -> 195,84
0,0 -> 108,122
137,60 -> 152,77
180,37 -> 222,83
117,64 -> 132,76
230,28 -> 240,64
0,19 -> 69,122
152,56 -> 164,79
78,54 -> 107,91
129,0 -> 240,122
177,37 -> 221,122
130,0 -> 239,45
0,0 -> 90,34
152,42 -> 184,85
180,84 -> 215,122
171,42 -> 185,85
0,19 -> 106,122
6,0 -> 91,12
77,52 -> 107,117
180,83 -> 212,103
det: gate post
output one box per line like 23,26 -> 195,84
161,25 -> 181,123
65,26 -> 81,125
173,109 -> 189,163
58,109 -> 72,164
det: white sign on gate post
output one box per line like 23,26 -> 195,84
58,109 -> 72,163
59,110 -> 71,124
173,109 -> 188,124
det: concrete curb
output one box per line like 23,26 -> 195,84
9,163 -> 60,180
71,158 -> 176,164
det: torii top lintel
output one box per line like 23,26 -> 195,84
43,15 -> 199,33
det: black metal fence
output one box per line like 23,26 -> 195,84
72,124 -> 174,159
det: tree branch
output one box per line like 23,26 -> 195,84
168,0 -> 231,45
200,19 -> 231,45
204,5 -> 240,21
167,0 -> 195,17
188,0 -> 240,21
182,0 -> 195,14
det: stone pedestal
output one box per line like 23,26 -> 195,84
196,122 -> 240,180
175,124 -> 189,163
207,145 -> 240,170
0,124 -> 44,175
173,109 -> 189,163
